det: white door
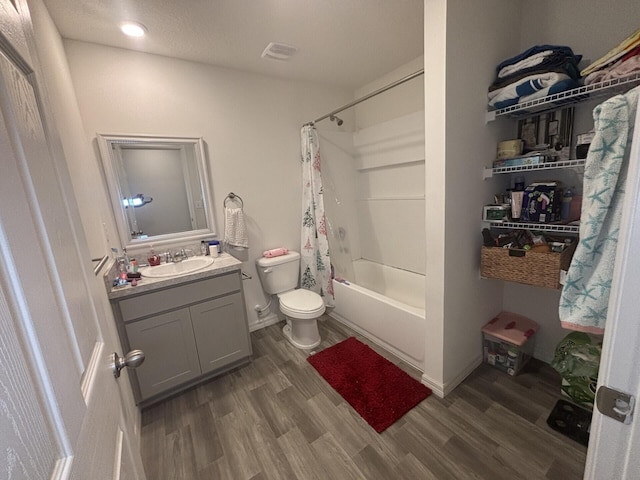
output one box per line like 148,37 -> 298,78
584,97 -> 640,478
0,0 -> 145,478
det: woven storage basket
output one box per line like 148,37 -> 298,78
480,242 -> 576,289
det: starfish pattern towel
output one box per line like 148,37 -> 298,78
559,86 -> 639,334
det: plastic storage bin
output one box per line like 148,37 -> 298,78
482,311 -> 539,376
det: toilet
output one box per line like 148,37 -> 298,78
256,251 -> 325,349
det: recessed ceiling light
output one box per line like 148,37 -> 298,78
120,22 -> 146,38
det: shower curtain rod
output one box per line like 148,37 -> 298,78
303,68 -> 424,127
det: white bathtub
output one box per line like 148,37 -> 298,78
330,259 -> 426,369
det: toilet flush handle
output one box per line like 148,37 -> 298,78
263,268 -> 273,274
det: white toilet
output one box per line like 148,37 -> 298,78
256,251 -> 325,349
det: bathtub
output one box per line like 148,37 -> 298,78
329,259 -> 426,369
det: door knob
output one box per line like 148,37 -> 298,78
111,349 -> 145,378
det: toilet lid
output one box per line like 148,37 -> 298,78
279,289 -> 325,316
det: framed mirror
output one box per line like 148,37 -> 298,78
97,134 -> 216,251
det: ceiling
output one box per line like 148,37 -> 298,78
40,0 -> 424,90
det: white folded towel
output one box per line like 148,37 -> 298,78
224,207 -> 248,248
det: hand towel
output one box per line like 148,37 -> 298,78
559,86 -> 639,334
224,207 -> 248,249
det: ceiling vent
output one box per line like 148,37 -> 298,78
261,42 -> 298,60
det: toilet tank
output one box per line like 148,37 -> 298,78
256,251 -> 300,294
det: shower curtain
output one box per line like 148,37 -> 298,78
300,125 -> 334,307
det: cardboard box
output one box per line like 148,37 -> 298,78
482,312 -> 538,376
522,182 -> 562,223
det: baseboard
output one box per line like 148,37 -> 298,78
249,312 -> 280,332
421,355 -> 482,398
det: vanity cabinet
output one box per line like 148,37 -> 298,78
111,269 -> 252,406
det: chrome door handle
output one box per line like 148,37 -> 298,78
111,350 -> 145,378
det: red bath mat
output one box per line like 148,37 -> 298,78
307,337 -> 431,432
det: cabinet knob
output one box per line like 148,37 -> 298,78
111,349 -> 145,378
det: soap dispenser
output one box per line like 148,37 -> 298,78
147,246 -> 161,266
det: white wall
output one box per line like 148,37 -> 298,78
422,0 -> 521,395
61,40 -> 353,330
355,55 -> 425,129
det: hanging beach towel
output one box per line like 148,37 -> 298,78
300,125 -> 334,307
559,86 -> 639,334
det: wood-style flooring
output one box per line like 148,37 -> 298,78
140,315 -> 587,479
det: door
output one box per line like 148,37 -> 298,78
0,0 -> 145,478
191,291 -> 251,374
584,97 -> 640,478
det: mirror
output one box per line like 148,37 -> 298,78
97,134 -> 216,251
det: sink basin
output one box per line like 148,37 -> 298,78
139,256 -> 214,278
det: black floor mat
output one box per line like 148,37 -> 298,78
546,399 -> 592,446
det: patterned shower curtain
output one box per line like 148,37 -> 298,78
300,125 -> 334,307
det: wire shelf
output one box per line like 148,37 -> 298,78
483,159 -> 586,178
487,221 -> 580,234
486,72 -> 640,120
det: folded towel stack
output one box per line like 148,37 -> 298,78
488,44 -> 582,110
582,29 -> 640,86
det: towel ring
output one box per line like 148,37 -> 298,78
224,192 -> 244,208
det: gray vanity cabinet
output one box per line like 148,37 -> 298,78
111,269 -> 252,406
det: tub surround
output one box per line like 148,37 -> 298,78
106,253 -> 252,407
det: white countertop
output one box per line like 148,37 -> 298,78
107,253 -> 243,300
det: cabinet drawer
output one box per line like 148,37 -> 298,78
119,271 -> 241,321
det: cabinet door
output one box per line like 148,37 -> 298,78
125,307 -> 200,400
191,292 -> 251,374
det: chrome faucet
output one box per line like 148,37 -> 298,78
170,248 -> 193,263
171,249 -> 187,263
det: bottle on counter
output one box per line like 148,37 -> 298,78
561,186 -> 574,221
147,246 -> 161,266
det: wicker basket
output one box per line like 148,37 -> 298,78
480,242 -> 576,289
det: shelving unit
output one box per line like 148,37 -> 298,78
483,158 -> 586,179
485,221 -> 580,234
483,72 -> 640,245
486,71 -> 640,121
483,159 -> 584,234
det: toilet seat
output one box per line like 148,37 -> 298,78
278,289 -> 325,319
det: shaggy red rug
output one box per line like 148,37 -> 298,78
307,337 -> 432,432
